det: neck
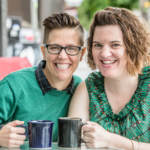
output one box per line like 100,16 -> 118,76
43,69 -> 72,91
104,74 -> 138,94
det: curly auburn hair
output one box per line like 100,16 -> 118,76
87,7 -> 150,75
43,13 -> 84,46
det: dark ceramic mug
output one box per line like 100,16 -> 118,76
58,117 -> 85,148
28,120 -> 54,149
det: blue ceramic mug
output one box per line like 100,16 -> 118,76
28,120 -> 54,149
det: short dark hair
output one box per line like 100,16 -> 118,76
43,13 -> 84,46
87,7 -> 150,75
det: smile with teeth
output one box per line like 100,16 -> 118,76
101,60 -> 116,64
56,64 -> 70,69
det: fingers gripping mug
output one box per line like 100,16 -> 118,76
58,117 -> 85,148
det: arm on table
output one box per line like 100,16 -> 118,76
68,81 -> 89,122
110,131 -> 150,150
82,121 -> 150,150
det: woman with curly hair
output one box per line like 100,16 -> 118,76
69,7 -> 150,150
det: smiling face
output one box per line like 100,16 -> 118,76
41,28 -> 85,82
92,25 -> 128,79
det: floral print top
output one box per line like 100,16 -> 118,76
85,66 -> 150,142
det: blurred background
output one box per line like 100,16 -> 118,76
0,0 -> 150,79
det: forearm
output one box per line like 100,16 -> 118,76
109,132 -> 150,150
68,82 -> 89,121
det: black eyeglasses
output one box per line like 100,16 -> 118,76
44,44 -> 82,56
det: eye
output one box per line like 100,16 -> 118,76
48,45 -> 60,51
93,43 -> 103,49
66,46 -> 80,55
111,43 -> 121,48
67,46 -> 78,51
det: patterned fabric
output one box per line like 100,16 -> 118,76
85,66 -> 150,143
35,60 -> 74,95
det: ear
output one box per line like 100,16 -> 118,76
40,45 -> 46,59
80,47 -> 86,61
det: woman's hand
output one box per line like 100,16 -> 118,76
0,120 -> 26,148
82,121 -> 111,148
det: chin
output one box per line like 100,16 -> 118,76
57,74 -> 72,81
101,71 -> 117,78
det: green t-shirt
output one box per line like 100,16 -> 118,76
0,66 -> 82,141
85,66 -> 150,143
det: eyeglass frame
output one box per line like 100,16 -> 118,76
44,44 -> 83,56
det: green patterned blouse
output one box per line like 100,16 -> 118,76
85,66 -> 150,143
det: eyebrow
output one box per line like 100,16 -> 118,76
93,40 -> 122,43
111,40 -> 121,43
47,44 -> 60,46
92,41 -> 100,44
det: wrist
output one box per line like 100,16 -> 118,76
106,132 -> 133,150
134,141 -> 140,150
130,140 -> 135,150
105,132 -> 114,147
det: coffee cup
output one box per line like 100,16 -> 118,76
58,117 -> 84,148
28,120 -> 54,149
17,120 -> 54,149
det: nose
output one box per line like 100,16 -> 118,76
100,45 -> 112,57
58,49 -> 68,58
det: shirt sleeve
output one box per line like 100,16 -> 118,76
0,79 -> 17,124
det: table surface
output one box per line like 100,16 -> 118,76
0,142 -> 123,150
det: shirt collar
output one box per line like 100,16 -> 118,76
35,60 -> 74,95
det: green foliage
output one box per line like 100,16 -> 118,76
78,0 -> 139,29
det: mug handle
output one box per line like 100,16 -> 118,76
0,124 -> 28,139
17,124 -> 28,139
81,122 -> 87,143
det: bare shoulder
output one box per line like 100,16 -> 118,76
75,81 -> 87,93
